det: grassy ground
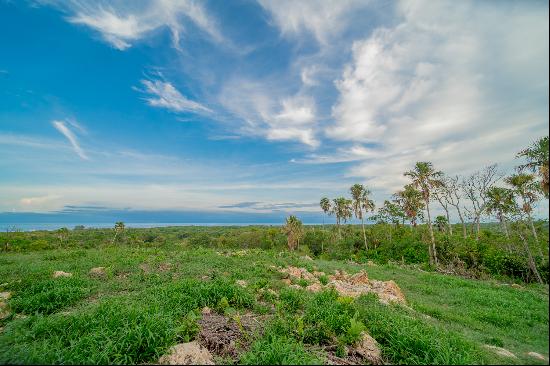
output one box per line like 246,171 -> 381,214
0,244 -> 548,364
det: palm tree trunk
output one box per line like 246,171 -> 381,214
518,224 -> 543,284
361,217 -> 367,252
525,213 -> 543,257
425,199 -> 438,266
498,213 -> 512,252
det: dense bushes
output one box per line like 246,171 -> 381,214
1,221 -> 547,283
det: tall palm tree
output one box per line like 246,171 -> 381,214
405,162 -> 444,266
332,197 -> 353,237
320,197 -> 332,229
283,215 -> 303,251
505,173 -> 542,254
350,184 -> 375,252
517,136 -> 549,198
485,186 -> 515,243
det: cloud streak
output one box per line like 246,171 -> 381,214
62,0 -> 222,50
140,78 -> 211,114
52,120 -> 89,160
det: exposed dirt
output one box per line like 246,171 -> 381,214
278,266 -> 406,305
52,270 -> 72,278
236,280 -> 247,288
158,262 -> 173,272
0,291 -> 11,320
158,341 -> 214,365
89,267 -> 106,278
197,312 -> 265,361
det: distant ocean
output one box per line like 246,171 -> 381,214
0,222 -> 288,232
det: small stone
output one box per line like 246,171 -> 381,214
89,267 -> 106,277
158,342 -> 214,365
0,292 -> 11,300
53,271 -> 72,278
484,345 -> 517,358
236,280 -> 247,288
201,306 -> 211,315
355,332 -> 383,364
527,352 -> 547,361
306,283 -> 323,292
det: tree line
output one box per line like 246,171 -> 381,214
283,136 -> 548,283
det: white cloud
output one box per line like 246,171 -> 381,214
52,120 -> 89,160
20,194 -> 61,210
258,0 -> 365,45
219,80 -> 319,147
321,0 -> 549,197
140,78 -> 211,114
59,0 -> 222,50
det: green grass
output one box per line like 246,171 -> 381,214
0,245 -> 548,364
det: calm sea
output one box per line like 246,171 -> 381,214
0,222 -> 287,232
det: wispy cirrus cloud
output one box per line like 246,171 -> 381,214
58,0 -> 222,50
219,201 -> 319,211
219,79 -> 319,147
139,77 -> 211,114
52,120 -> 89,160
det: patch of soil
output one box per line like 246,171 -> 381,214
139,263 -> 152,273
197,312 -> 264,361
158,262 -> 172,272
0,291 -> 10,320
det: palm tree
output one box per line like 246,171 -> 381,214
405,162 -> 444,266
283,215 -> 303,251
393,184 -> 425,227
517,136 -> 549,198
320,197 -> 332,229
505,173 -> 542,255
485,186 -> 515,243
57,227 -> 69,244
350,184 -> 375,252
332,197 -> 353,237
112,221 -> 125,244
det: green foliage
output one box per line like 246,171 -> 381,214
10,277 -> 91,315
175,311 -> 200,342
278,287 -> 306,312
354,295 -> 486,365
240,334 -> 322,365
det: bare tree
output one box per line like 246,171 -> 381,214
461,165 -> 501,240
433,178 -> 454,236
439,176 -> 467,238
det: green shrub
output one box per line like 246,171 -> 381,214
240,334 -> 322,365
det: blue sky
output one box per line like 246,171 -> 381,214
0,0 -> 548,223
